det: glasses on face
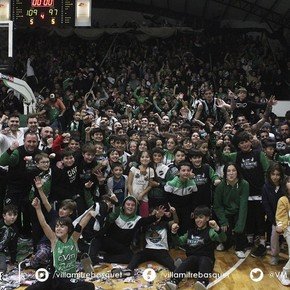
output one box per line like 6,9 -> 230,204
39,161 -> 50,164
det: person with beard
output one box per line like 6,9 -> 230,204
0,131 -> 41,239
38,126 -> 54,153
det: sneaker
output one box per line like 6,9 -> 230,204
251,244 -> 267,258
245,242 -> 254,250
278,271 -> 290,286
19,259 -> 32,270
235,251 -> 246,259
165,281 -> 177,290
111,268 -> 133,279
194,281 -> 207,290
19,236 -> 32,242
270,256 -> 279,265
174,258 -> 183,268
216,243 -> 225,251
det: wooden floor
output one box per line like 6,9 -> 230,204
17,248 -> 288,289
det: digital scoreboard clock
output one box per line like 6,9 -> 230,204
12,0 -> 75,27
31,0 -> 55,8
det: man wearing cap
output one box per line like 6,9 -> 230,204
42,93 -> 66,129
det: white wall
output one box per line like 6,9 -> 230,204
272,101 -> 290,117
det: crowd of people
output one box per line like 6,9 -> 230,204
0,29 -> 289,290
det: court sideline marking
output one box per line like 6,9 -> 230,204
207,250 -> 251,288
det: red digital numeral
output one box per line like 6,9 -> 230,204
31,0 -> 54,7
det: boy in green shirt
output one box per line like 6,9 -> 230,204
166,206 -> 226,290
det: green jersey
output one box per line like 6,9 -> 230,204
53,236 -> 78,277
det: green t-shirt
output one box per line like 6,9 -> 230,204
49,106 -> 60,123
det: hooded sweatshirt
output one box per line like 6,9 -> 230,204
106,196 -> 157,247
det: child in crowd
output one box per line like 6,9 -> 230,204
213,163 -> 249,258
182,137 -> 194,153
77,143 -> 103,209
262,162 -> 285,265
27,197 -> 94,290
94,142 -> 106,162
149,147 -> 171,208
164,137 -> 177,165
165,161 -> 197,234
50,149 -> 80,204
215,143 -> 235,178
262,139 -> 276,165
196,139 -> 215,170
276,177 -> 290,286
67,110 -> 83,134
102,148 -> 121,178
167,147 -> 187,181
128,150 -> 154,217
89,128 -> 105,145
107,162 -> 128,205
189,149 -> 221,209
123,204 -> 178,275
29,153 -> 52,250
113,135 -> 130,169
26,176 -> 76,269
128,140 -> 138,155
0,204 -> 18,273
89,196 -> 166,265
166,206 -> 226,290
51,132 -> 75,156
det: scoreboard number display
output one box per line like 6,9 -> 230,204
12,0 -> 75,27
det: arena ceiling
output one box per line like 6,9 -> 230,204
93,0 -> 290,30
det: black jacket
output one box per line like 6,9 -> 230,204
262,181 -> 284,225
0,219 -> 18,263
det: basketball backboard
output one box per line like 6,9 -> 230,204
0,20 -> 13,73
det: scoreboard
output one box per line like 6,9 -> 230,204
11,0 -> 75,27
0,1 -> 92,27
